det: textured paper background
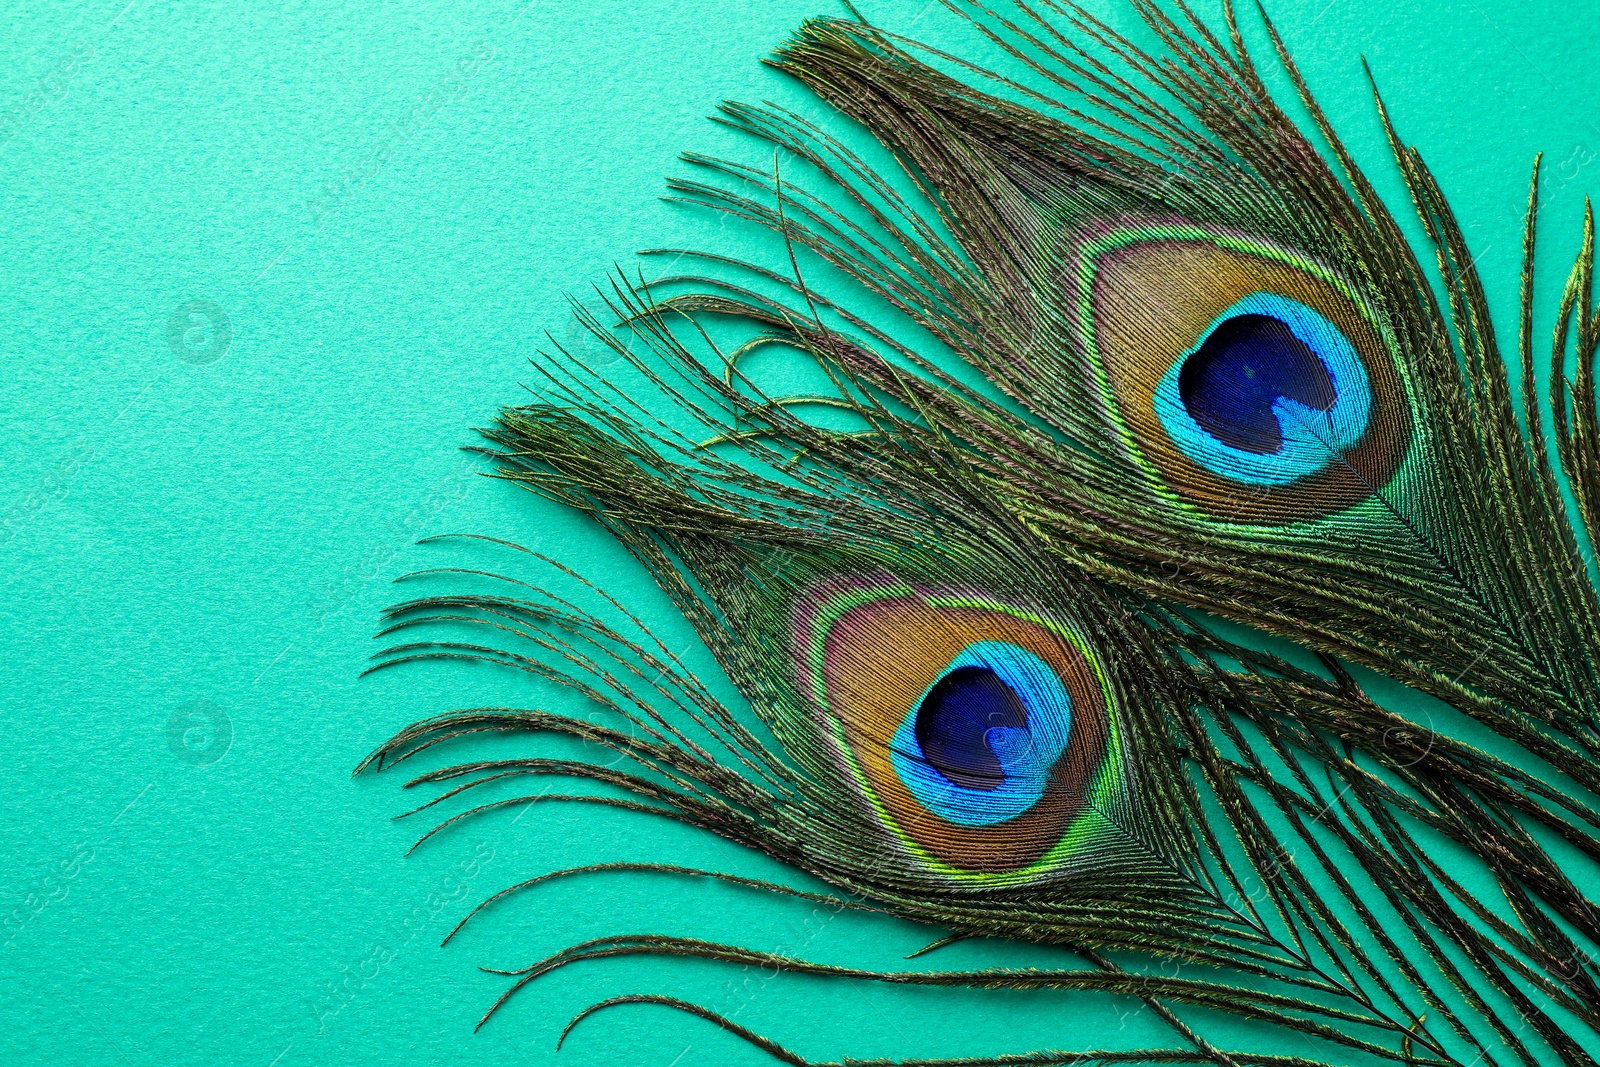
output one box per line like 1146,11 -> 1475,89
1,0 -> 1595,1064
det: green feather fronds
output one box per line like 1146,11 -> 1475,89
361,3 -> 1600,1065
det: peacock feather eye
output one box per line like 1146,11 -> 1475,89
895,643 -> 1075,824
1068,219 -> 1415,523
794,576 -> 1119,880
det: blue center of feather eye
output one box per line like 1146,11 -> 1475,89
889,642 -> 1075,826
1177,314 -> 1336,454
913,667 -> 1026,791
1151,292 -> 1374,487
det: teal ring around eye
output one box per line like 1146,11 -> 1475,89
889,641 -> 1074,826
1151,292 -> 1372,486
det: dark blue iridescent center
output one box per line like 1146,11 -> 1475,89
1177,313 -> 1337,454
913,666 -> 1027,791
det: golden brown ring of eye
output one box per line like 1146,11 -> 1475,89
821,596 -> 1109,872
1090,239 -> 1411,524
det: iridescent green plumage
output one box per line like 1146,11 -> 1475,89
362,3 -> 1600,1065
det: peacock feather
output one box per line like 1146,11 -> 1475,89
361,3 -> 1600,1065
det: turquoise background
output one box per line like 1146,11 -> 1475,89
1,0 -> 1595,1064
